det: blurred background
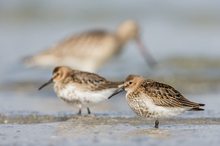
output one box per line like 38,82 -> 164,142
0,0 -> 220,117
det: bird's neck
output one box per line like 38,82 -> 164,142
115,32 -> 131,47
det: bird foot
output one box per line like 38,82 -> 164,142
77,109 -> 82,116
154,119 -> 159,128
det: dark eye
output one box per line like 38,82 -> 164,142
129,81 -> 132,85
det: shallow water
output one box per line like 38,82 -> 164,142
1,0 -> 220,146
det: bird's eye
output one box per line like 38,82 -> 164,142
129,81 -> 132,85
56,73 -> 60,77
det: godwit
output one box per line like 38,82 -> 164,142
24,20 -> 156,72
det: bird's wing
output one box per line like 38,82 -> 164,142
45,30 -> 116,58
141,80 -> 202,108
71,71 -> 120,91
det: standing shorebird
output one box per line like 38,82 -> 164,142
38,66 -> 122,115
108,75 -> 205,128
24,20 -> 156,72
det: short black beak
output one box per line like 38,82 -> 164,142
38,78 -> 53,90
136,37 -> 157,68
108,86 -> 124,99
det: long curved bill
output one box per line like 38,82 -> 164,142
38,78 -> 53,90
108,86 -> 124,99
136,37 -> 157,68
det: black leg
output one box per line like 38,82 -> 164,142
77,108 -> 82,115
155,119 -> 159,128
87,107 -> 91,115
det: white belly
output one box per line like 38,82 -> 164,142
153,106 -> 186,118
54,84 -> 115,105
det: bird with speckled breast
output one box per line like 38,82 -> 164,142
108,75 -> 205,128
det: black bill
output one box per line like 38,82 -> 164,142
108,86 -> 124,99
136,37 -> 157,68
38,78 -> 53,90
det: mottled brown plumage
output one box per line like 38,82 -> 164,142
109,75 -> 205,128
39,66 -> 122,115
139,80 -> 204,109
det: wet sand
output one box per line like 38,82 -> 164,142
0,112 -> 220,125
0,114 -> 220,146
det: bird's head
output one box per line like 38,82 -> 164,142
122,75 -> 144,91
108,74 -> 144,99
116,20 -> 139,43
38,66 -> 72,90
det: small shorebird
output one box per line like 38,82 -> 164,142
38,66 -> 122,115
24,20 -> 156,72
108,75 -> 205,128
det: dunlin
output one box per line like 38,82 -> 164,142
24,20 -> 156,72
109,75 -> 205,128
39,66 -> 122,115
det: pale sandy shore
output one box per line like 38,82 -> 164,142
0,115 -> 220,146
0,113 -> 220,125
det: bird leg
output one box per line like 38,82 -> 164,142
154,119 -> 159,128
87,107 -> 91,115
77,104 -> 82,115
77,108 -> 82,115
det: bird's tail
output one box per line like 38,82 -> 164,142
22,55 -> 35,67
22,53 -> 56,68
189,103 -> 205,111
